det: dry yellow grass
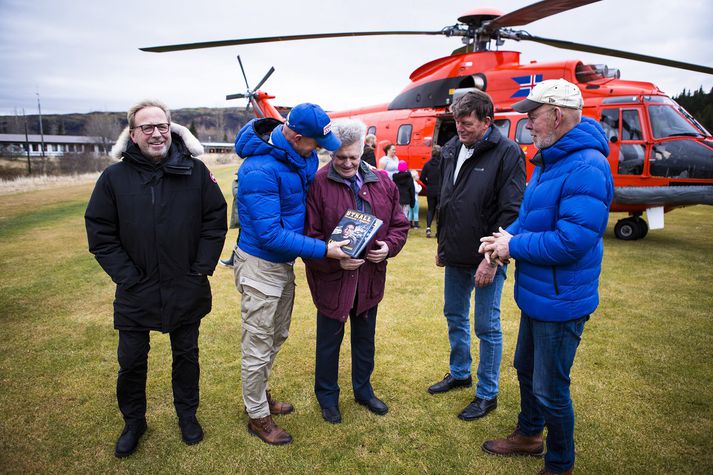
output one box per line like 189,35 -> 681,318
1,166 -> 712,474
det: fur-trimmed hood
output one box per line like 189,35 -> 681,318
110,123 -> 204,160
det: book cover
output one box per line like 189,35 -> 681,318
328,209 -> 383,258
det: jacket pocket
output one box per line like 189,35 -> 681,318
317,271 -> 344,312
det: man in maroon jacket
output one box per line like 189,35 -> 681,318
304,118 -> 410,424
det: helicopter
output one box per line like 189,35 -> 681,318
141,0 -> 713,240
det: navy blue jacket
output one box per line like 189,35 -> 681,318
235,118 -> 326,262
507,117 -> 614,322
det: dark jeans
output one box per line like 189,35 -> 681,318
514,313 -> 587,473
426,195 -> 439,228
314,306 -> 378,408
117,321 -> 200,425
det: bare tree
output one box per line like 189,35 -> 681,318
85,113 -> 121,154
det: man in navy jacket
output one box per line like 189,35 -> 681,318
480,79 -> 614,475
231,103 -> 348,445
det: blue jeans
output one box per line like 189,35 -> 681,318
443,264 -> 506,400
514,313 -> 588,473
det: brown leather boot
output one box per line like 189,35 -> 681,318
538,466 -> 574,475
482,426 -> 545,457
266,390 -> 294,415
247,415 -> 292,445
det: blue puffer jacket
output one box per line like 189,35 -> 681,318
507,117 -> 614,322
235,118 -> 326,263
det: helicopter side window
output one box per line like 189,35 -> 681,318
367,126 -> 376,136
515,119 -> 533,145
648,105 -> 700,139
493,119 -> 511,139
397,124 -> 413,145
650,140 -> 713,179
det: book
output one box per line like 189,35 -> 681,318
328,209 -> 383,258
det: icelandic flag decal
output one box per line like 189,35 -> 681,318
511,74 -> 543,98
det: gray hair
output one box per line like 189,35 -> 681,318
127,99 -> 171,128
331,118 -> 367,155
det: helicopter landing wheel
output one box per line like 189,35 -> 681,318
614,218 -> 640,240
634,216 -> 649,239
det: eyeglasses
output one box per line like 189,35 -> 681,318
527,107 -> 557,122
133,123 -> 170,135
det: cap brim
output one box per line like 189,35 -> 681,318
316,132 -> 341,152
512,98 -> 543,113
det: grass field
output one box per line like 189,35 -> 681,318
1,163 -> 712,474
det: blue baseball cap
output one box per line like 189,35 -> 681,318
285,103 -> 341,151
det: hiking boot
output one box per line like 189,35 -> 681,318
266,390 -> 294,415
247,415 -> 292,445
482,426 -> 545,457
178,415 -> 204,445
114,421 -> 147,458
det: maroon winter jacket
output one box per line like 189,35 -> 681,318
304,162 -> 409,322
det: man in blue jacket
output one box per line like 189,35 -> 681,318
479,79 -> 614,475
231,103 -> 349,445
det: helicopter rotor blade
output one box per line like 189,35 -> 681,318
226,93 -> 248,100
522,34 -> 713,75
483,0 -> 601,34
236,55 -> 250,89
253,67 -> 275,92
141,31 -> 443,52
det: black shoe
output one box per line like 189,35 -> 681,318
458,396 -> 497,421
321,405 -> 342,424
115,421 -> 147,458
355,396 -> 388,415
179,415 -> 204,445
218,257 -> 234,268
427,373 -> 472,394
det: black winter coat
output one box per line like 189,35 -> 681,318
360,146 -> 377,167
420,156 -> 442,197
85,133 -> 227,332
392,171 -> 416,207
437,126 -> 525,267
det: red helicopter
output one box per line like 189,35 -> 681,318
141,0 -> 713,240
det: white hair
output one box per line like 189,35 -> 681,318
331,118 -> 367,155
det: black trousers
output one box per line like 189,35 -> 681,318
117,321 -> 200,425
426,195 -> 439,228
314,306 -> 377,408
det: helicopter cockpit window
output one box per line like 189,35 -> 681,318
493,119 -> 511,139
600,109 -> 619,141
648,105 -> 701,139
397,124 -> 413,145
515,119 -> 533,145
621,110 -> 642,140
650,140 -> 713,179
367,126 -> 376,136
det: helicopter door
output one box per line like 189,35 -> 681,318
600,107 -> 646,176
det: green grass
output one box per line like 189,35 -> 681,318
1,164 -> 712,474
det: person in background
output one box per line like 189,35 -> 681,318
304,118 -> 409,424
360,133 -> 377,167
231,103 -> 350,446
85,99 -> 227,458
419,145 -> 442,238
407,169 -> 423,228
428,90 -> 525,424
378,143 -> 399,179
391,159 -> 415,218
219,170 -> 240,267
480,78 -> 613,475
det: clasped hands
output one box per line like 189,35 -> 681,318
478,227 -> 513,267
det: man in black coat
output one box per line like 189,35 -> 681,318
419,145 -> 442,238
427,90 -> 525,422
85,100 -> 227,458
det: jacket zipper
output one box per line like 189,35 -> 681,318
552,266 -> 560,295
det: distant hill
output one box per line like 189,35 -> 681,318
0,106 -> 292,142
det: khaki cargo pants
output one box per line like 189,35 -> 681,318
233,246 -> 295,419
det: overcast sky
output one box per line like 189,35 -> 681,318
1,0 -> 711,116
